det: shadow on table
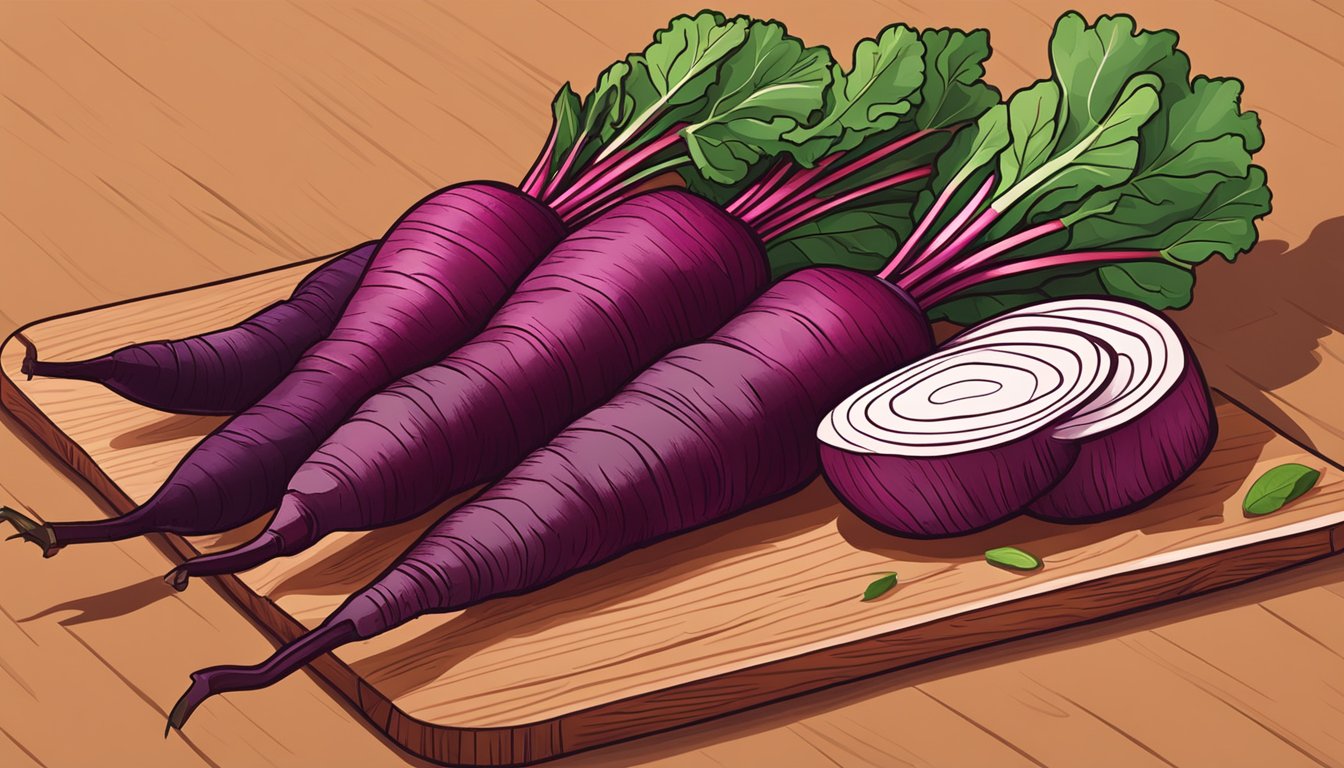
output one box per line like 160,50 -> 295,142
19,575 -> 177,626
1173,215 -> 1344,458
108,411 -> 219,449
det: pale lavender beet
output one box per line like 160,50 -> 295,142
166,190 -> 768,587
5,183 -> 564,556
21,243 -> 375,415
167,267 -> 934,725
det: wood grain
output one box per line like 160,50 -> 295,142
2,258 -> 1341,764
3,1 -> 1343,766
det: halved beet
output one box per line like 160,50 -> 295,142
818,327 -> 1113,537
1008,300 -> 1217,522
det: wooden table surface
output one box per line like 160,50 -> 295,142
1,1 -> 1341,766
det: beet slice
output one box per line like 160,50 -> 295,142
819,327 -> 1113,537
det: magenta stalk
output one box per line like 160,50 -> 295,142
550,130 -> 683,212
726,159 -> 791,216
919,249 -> 1163,306
897,175 -> 996,287
757,167 -> 933,242
519,118 -> 561,197
908,219 -> 1066,298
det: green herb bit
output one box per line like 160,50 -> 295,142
861,572 -> 899,601
985,546 -> 1042,571
1243,463 -> 1321,516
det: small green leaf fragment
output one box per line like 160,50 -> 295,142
985,546 -> 1042,571
862,572 -> 899,601
1243,463 -> 1321,516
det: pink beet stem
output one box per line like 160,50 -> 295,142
550,129 -> 682,212
738,152 -> 846,226
557,156 -> 689,224
917,249 -> 1162,307
726,159 -> 791,216
897,176 -> 994,286
519,117 -> 560,197
915,205 -> 999,277
758,167 -> 932,242
541,130 -> 589,202
877,177 -> 962,280
907,218 -> 1065,297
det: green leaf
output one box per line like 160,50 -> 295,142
988,72 -> 1162,236
908,13 -> 1270,325
985,547 -> 1042,571
913,28 -> 1000,130
1065,78 -> 1271,265
548,84 -> 583,173
862,572 -> 899,601
684,20 -> 833,184
1243,464 -> 1321,516
1099,262 -> 1195,309
927,264 -> 1100,325
786,24 -> 925,166
608,12 -> 750,148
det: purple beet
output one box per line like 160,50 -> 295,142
165,189 -> 768,587
21,243 -> 375,415
1024,303 -> 1217,522
3,183 -> 565,556
819,298 -> 1218,536
167,267 -> 934,727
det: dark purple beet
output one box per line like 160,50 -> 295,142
166,189 -> 768,587
4,183 -> 565,556
167,267 -> 933,726
821,440 -> 1077,537
1030,345 -> 1216,522
21,243 -> 376,415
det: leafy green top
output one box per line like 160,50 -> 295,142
882,13 -> 1270,324
681,25 -> 998,276
521,12 -> 833,221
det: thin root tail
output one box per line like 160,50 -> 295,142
164,566 -> 190,592
0,507 -> 61,557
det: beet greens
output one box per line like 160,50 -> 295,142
882,13 -> 1269,321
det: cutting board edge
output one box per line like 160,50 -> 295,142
231,508 -> 1344,768
5,300 -> 1344,766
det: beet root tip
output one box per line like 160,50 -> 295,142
0,507 -> 61,557
166,620 -> 362,735
164,565 -> 190,592
167,673 -> 210,734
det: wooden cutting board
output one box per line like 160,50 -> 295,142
3,255 -> 1341,767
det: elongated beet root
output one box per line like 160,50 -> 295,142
21,243 -> 376,415
7,183 -> 564,555
167,190 -> 767,586
818,328 -> 1113,536
1019,301 -> 1217,522
167,267 -> 933,725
